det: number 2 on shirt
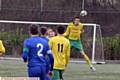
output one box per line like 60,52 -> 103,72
37,43 -> 43,57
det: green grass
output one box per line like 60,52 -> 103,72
0,60 -> 120,80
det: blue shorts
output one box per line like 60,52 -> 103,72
28,65 -> 46,80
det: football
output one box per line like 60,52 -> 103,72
80,10 -> 87,16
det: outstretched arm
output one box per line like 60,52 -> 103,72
22,41 -> 29,63
63,25 -> 70,37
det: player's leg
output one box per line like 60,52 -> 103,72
81,51 -> 96,71
69,40 -> 79,57
72,40 -> 92,66
52,69 -> 60,80
28,66 -> 41,80
52,69 -> 64,80
41,65 -> 47,80
79,40 -> 96,71
28,65 -> 47,80
45,60 -> 51,80
59,70 -> 64,80
70,40 -> 96,71
45,75 -> 51,80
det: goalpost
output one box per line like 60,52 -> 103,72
0,20 -> 105,64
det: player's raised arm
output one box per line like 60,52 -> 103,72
0,40 -> 5,56
22,40 -> 29,63
80,23 -> 84,33
63,25 -> 70,37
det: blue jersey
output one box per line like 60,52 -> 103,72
41,36 -> 49,42
22,36 -> 54,71
41,36 -> 51,74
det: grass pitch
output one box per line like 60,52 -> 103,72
0,59 -> 120,80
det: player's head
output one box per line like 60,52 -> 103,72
47,28 -> 56,38
40,26 -> 47,36
46,28 -> 53,35
57,26 -> 65,35
73,17 -> 80,26
29,24 -> 39,35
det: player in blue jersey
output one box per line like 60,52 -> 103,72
40,26 -> 49,42
22,24 -> 54,80
40,26 -> 53,79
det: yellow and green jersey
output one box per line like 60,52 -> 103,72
49,36 -> 70,70
0,40 -> 5,55
64,22 -> 84,40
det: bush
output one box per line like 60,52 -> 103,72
103,35 -> 120,60
0,31 -> 29,57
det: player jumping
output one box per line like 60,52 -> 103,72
64,17 -> 96,72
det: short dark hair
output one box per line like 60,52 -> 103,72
40,26 -> 47,35
29,24 -> 39,35
57,26 -> 65,34
73,16 -> 80,21
74,16 -> 80,19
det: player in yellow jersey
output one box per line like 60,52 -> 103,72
0,40 -> 5,56
49,26 -> 70,80
64,17 -> 96,72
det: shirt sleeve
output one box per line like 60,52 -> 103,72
46,43 -> 54,71
80,23 -> 84,31
22,40 -> 29,62
0,40 -> 5,55
63,25 -> 70,37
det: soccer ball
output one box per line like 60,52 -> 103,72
80,10 -> 87,16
